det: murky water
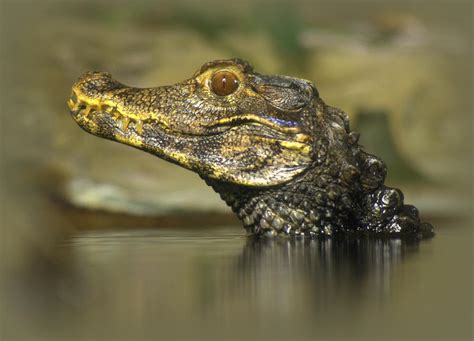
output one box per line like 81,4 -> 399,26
4,220 -> 472,340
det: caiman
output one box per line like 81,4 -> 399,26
67,59 -> 433,238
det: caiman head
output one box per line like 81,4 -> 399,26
68,59 -> 320,187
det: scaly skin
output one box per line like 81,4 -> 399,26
67,59 -> 433,238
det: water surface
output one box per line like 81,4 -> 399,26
5,221 -> 472,340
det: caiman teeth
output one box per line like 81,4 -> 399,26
83,105 -> 92,117
135,120 -> 144,134
68,93 -> 145,134
121,117 -> 130,131
67,98 -> 77,111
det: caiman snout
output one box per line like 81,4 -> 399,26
67,71 -> 162,135
68,71 -> 121,110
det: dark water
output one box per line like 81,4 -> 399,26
5,221 -> 472,340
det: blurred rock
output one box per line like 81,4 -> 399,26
303,15 -> 469,184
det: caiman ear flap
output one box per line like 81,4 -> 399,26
250,75 -> 318,111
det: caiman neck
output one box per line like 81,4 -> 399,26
203,149 -> 358,237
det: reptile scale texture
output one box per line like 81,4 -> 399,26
67,59 -> 434,238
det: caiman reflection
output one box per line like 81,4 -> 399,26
235,236 -> 421,304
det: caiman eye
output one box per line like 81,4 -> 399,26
210,71 -> 239,96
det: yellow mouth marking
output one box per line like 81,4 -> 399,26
114,131 -> 143,148
214,114 -> 303,134
279,141 -> 312,156
293,133 -> 311,143
213,114 -> 312,153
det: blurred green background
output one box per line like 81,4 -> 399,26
1,1 -> 472,340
